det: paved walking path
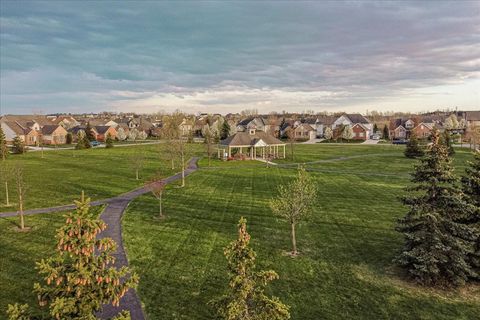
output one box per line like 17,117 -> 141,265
1,158 -> 199,320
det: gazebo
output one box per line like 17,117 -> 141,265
218,128 -> 286,160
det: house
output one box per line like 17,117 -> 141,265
94,126 -> 117,142
352,123 -> 370,140
236,117 -> 267,133
293,123 -> 316,140
52,115 -> 79,129
302,118 -> 324,138
179,118 -> 194,136
460,111 -> 480,129
219,128 -> 286,160
412,122 -> 435,139
389,118 -> 417,139
332,114 -> 373,138
41,125 -> 68,145
0,121 -> 40,145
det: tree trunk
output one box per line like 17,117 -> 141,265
291,222 -> 297,255
171,158 -> 175,170
5,181 -> 9,206
19,189 -> 24,230
181,154 -> 185,187
136,169 -> 139,180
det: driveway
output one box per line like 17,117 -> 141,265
362,139 -> 380,145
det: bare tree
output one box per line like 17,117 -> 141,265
161,113 -> 183,170
203,125 -> 214,167
269,166 -> 317,256
13,164 -> 28,230
171,138 -> 189,187
0,162 -> 11,207
146,174 -> 167,219
286,128 -> 296,161
128,152 -> 145,180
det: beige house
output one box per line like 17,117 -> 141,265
41,125 -> 68,145
219,128 -> 286,160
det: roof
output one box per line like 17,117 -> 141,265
41,125 -> 62,135
345,114 -> 371,124
2,121 -> 29,135
220,131 -> 285,147
95,126 -> 113,134
463,111 -> 480,121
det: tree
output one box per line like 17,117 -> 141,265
161,115 -> 182,170
210,217 -> 290,320
171,138 -> 189,187
270,166 -> 317,255
441,131 -> 455,155
341,125 -> 354,141
220,121 -> 231,140
383,124 -> 390,140
286,129 -> 296,161
128,152 -> 145,180
444,114 -> 459,131
404,132 -> 424,158
137,130 -> 148,140
13,164 -> 27,231
395,130 -> 478,287
324,127 -> 333,140
373,123 -> 378,133
0,125 -> 8,160
85,122 -> 96,141
12,136 -> 26,154
146,175 -> 166,219
117,128 -> 127,141
75,131 -> 86,150
105,133 -> 114,148
7,193 -> 139,319
203,125 -> 214,167
0,162 -> 11,207
65,132 -> 73,145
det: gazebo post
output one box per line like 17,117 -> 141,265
283,145 -> 286,158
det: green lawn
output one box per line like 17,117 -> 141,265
122,145 -> 479,319
0,143 -> 204,212
0,206 -> 103,318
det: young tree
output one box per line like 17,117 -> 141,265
75,131 -> 86,150
65,132 -> 73,145
171,138 -> 189,187
203,126 -> 214,167
7,193 -> 139,319
146,175 -> 167,219
12,136 -> 26,154
341,125 -> 354,141
85,122 -> 95,141
127,128 -> 138,141
117,127 -> 127,141
404,132 -> 424,158
441,130 -> 455,155
128,152 -> 145,180
220,121 -> 231,140
0,162 -> 11,207
396,131 -> 478,287
270,166 -> 317,255
383,124 -> 390,140
137,130 -> 148,140
0,125 -> 8,160
13,164 -> 27,231
210,217 -> 290,320
324,127 -> 333,140
286,129 -> 296,161
105,133 -> 114,148
373,123 -> 378,133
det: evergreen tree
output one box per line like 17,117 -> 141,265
7,193 -> 139,319
396,130 -> 478,287
373,123 -> 378,133
210,217 -> 290,320
220,121 -> 231,140
383,124 -> 389,140
105,133 -> 114,148
83,135 -> 92,149
461,152 -> 480,277
75,132 -> 86,150
85,123 -> 96,141
12,136 -> 26,154
65,132 -> 73,145
0,125 -> 8,160
404,132 -> 424,158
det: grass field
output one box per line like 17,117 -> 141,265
122,145 -> 479,319
0,206 -> 103,318
0,143 -> 205,212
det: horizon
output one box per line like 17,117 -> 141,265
1,1 -> 479,114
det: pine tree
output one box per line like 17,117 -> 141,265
0,125 -> 8,160
373,123 -> 378,133
383,124 -> 389,140
85,122 -> 96,141
404,132 -> 424,158
396,130 -> 478,287
221,121 -> 231,140
83,135 -> 92,149
66,132 -> 73,145
12,136 -> 26,154
461,152 -> 480,277
210,217 -> 290,320
7,193 -> 139,319
105,133 -> 114,148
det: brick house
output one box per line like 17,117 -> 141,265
352,123 -> 369,140
412,122 -> 434,139
41,125 -> 68,145
94,126 -> 117,142
293,123 -> 316,140
0,120 -> 40,145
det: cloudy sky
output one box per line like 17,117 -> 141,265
1,1 -> 479,115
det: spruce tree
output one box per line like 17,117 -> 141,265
396,130 -> 478,287
75,132 -> 86,150
210,218 -> 290,320
66,132 -> 73,145
221,121 -> 231,140
0,125 -> 7,160
7,193 -> 139,319
105,133 -> 114,148
461,152 -> 480,277
85,123 -> 95,141
404,132 -> 424,158
373,123 -> 378,133
12,136 -> 26,154
383,124 -> 389,140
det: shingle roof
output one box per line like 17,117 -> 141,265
464,111 -> 480,121
345,114 -> 371,124
94,126 -> 112,134
41,125 -> 61,135
220,131 -> 285,147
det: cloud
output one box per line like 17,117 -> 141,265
0,1 -> 479,114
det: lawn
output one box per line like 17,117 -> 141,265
0,143 -> 205,212
0,206 -> 103,318
122,145 -> 479,319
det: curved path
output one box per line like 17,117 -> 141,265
0,158 -> 200,320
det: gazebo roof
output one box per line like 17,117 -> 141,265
220,131 -> 285,147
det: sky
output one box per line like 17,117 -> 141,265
0,1 -> 479,115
